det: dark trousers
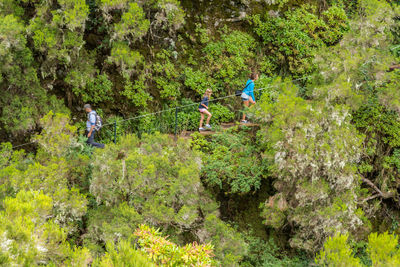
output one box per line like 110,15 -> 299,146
86,130 -> 105,149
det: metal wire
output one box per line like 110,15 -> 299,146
11,141 -> 36,150
9,74 -> 313,149
101,75 -> 313,127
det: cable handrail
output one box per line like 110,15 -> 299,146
101,75 -> 313,127
11,141 -> 37,149
9,74 -> 313,149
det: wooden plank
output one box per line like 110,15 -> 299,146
171,121 -> 261,140
389,64 -> 400,71
239,123 -> 260,127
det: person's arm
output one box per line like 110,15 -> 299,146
88,113 -> 96,137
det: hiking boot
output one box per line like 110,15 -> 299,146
241,120 -> 249,124
205,124 -> 212,130
199,127 -> 206,131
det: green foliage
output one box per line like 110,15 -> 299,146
241,233 -> 308,267
316,234 -> 362,267
321,5 -> 349,45
58,0 -> 90,30
34,111 -> 77,157
93,238 -> 154,267
99,0 -> 129,14
316,232 -> 400,266
312,0 -> 396,108
263,0 -> 290,8
88,133 -> 247,265
203,29 -> 257,94
252,4 -> 348,76
90,133 -> 205,210
153,49 -> 181,99
85,73 -> 114,103
108,41 -> 143,76
2,0 -> 400,265
151,0 -> 185,32
113,2 -> 149,42
202,214 -> 248,266
83,202 -> 143,254
309,0 -> 400,230
184,27 -> 257,98
367,232 -> 400,266
134,224 -> 215,266
353,99 -> 400,194
0,190 -> 91,266
197,129 -> 268,194
256,79 -> 366,252
0,14 -> 66,134
122,73 -> 153,107
0,113 -> 88,236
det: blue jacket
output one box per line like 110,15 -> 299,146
243,80 -> 255,101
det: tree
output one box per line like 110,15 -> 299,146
0,190 -> 91,266
256,79 -> 366,252
87,133 -> 247,265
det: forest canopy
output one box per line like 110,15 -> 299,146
1,0 -> 400,266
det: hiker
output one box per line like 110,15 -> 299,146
241,73 -> 258,123
199,89 -> 213,131
84,104 -> 105,149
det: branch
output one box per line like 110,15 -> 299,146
360,193 -> 380,203
361,178 -> 395,199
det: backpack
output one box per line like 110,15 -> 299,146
89,111 -> 103,131
236,81 -> 253,97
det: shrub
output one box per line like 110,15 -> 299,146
252,4 -> 348,76
316,232 -> 400,266
0,190 -> 91,266
134,224 -> 215,266
93,238 -> 154,267
241,233 -> 309,267
198,129 -> 268,194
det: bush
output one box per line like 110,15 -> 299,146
134,224 -> 215,266
316,232 -> 400,266
93,238 -> 154,267
2,112 -> 88,234
252,4 -> 348,76
0,190 -> 91,266
197,129 -> 269,194
241,233 -> 309,267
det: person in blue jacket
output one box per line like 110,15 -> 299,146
241,73 -> 258,123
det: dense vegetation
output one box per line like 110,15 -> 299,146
1,0 -> 400,266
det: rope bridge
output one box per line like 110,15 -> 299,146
9,75 -> 313,150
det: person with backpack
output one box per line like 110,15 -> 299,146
199,89 -> 213,132
84,104 -> 105,148
241,73 -> 258,123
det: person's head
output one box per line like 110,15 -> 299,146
250,73 -> 259,81
205,88 -> 212,97
84,104 -> 92,113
